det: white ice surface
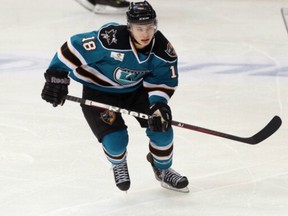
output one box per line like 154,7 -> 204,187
1,0 -> 288,215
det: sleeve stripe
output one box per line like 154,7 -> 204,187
143,81 -> 177,90
75,66 -> 113,86
146,87 -> 175,98
60,42 -> 82,67
148,90 -> 171,101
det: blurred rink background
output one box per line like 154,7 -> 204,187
0,0 -> 288,215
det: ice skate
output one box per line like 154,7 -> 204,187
112,160 -> 130,191
75,0 -> 130,14
74,0 -> 95,11
147,153 -> 189,193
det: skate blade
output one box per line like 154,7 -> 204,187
161,182 -> 190,193
94,5 -> 128,14
74,0 -> 95,11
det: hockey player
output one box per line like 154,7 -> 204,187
41,1 -> 189,192
75,0 -> 130,14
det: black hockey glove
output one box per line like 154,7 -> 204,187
148,102 -> 172,132
41,69 -> 70,107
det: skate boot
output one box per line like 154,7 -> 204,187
147,153 -> 189,193
75,0 -> 130,14
112,160 -> 130,191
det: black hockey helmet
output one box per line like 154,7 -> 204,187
126,1 -> 157,25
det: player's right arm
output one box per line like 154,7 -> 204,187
41,30 -> 103,107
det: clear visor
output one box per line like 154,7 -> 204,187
127,19 -> 157,29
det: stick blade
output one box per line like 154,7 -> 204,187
281,8 -> 288,35
281,8 -> 288,15
247,116 -> 282,145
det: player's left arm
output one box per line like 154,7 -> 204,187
144,57 -> 178,132
144,32 -> 179,132
144,30 -> 179,105
144,60 -> 178,105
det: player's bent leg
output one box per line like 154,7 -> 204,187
146,127 -> 174,169
102,129 -> 128,164
146,128 -> 189,192
102,129 -> 130,191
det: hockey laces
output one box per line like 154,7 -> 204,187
162,169 -> 183,186
113,162 -> 130,184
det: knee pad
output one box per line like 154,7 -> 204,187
102,129 -> 129,156
146,127 -> 173,146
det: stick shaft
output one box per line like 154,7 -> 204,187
65,95 -> 281,145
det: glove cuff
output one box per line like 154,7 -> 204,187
44,69 -> 70,85
46,69 -> 69,77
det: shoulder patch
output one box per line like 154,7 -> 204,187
98,24 -> 130,50
101,29 -> 118,45
152,31 -> 178,62
165,42 -> 177,58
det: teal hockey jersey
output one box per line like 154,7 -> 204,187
48,23 -> 178,104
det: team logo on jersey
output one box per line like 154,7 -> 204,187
165,42 -> 177,58
101,29 -> 117,45
100,110 -> 116,125
113,67 -> 150,85
111,51 -> 124,62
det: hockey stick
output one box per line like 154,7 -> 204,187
65,95 -> 281,145
281,8 -> 288,35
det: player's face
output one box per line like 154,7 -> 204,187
130,23 -> 156,49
